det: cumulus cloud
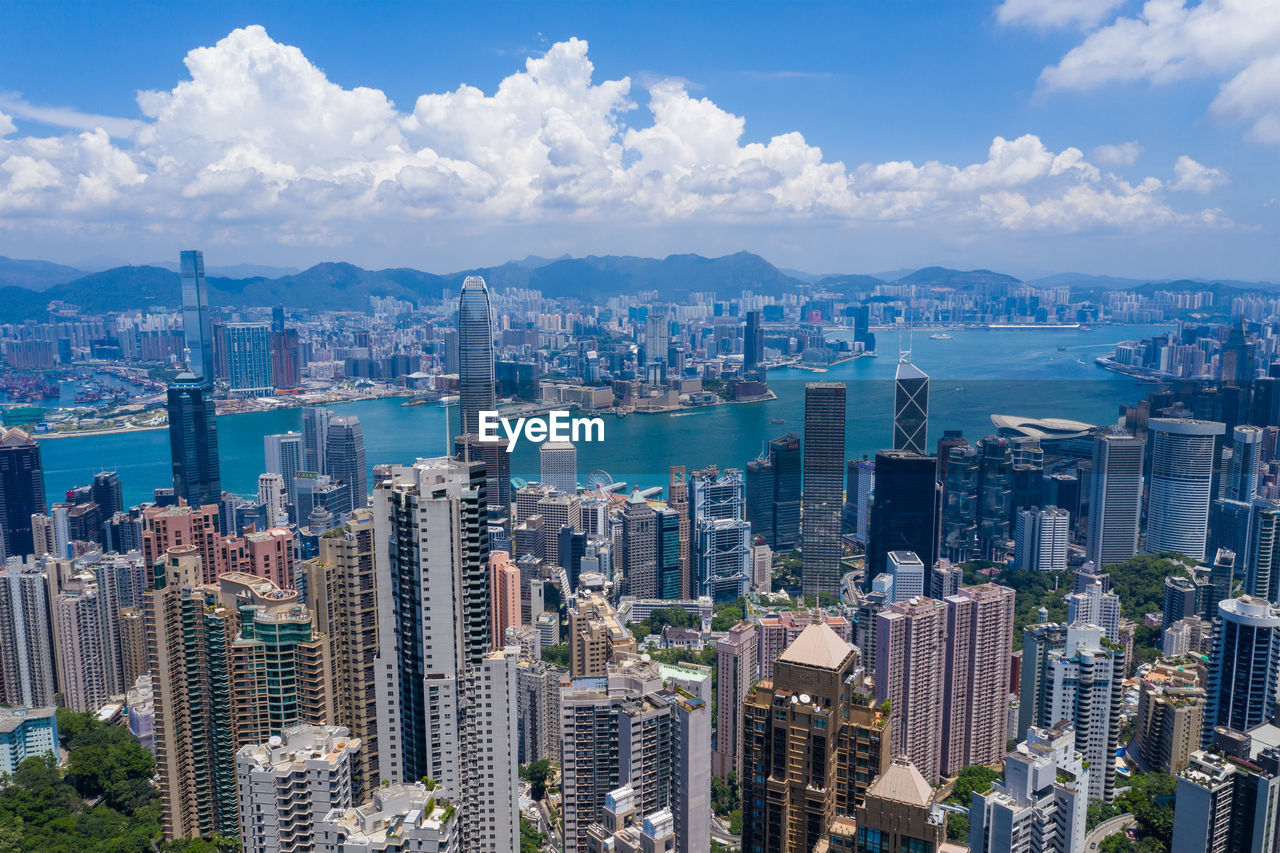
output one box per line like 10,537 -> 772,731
1171,155 -> 1229,193
0,25 -> 1231,244
1036,0 -> 1280,143
996,0 -> 1124,30
1092,141 -> 1143,166
0,111 -> 14,137
0,92 -> 145,138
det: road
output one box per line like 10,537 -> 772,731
1085,813 -> 1135,851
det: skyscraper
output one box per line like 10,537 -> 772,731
1087,433 -> 1143,568
876,596 -> 948,783
644,312 -> 671,380
712,621 -> 757,780
0,558 -> 57,708
621,489 -> 659,598
976,436 -> 1012,559
301,407 -> 332,474
1047,625 -> 1125,802
942,444 -> 979,562
1146,418 -> 1224,561
743,309 -> 764,375
942,584 -> 1016,777
540,441 -> 578,494
264,431 -> 303,513
225,323 -> 274,397
167,374 -> 221,509
1013,506 -> 1070,572
91,470 -> 123,518
1203,595 -> 1280,747
0,428 -> 45,559
1227,424 -> 1263,502
866,450 -> 941,586
893,354 -> 929,455
802,382 -> 846,597
325,416 -> 367,510
689,466 -> 751,603
458,275 -> 495,436
180,250 -> 215,382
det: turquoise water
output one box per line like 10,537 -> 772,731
41,324 -> 1168,508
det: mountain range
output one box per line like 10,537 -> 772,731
0,252 -> 1275,323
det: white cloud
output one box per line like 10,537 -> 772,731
1171,155 -> 1228,192
1035,0 -> 1280,143
0,92 -> 144,138
996,0 -> 1125,30
1092,140 -> 1143,166
0,111 -> 14,137
0,26 -> 1232,244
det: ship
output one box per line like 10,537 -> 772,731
770,418 -> 785,424
437,395 -> 459,408
929,333 -> 952,340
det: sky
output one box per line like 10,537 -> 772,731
0,0 -> 1277,280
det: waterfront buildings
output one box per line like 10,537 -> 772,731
541,440 -> 578,495
324,416 -> 367,510
167,372 -> 221,509
225,323 -> 274,397
458,275 -> 495,436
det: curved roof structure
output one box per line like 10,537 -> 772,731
990,414 -> 1095,441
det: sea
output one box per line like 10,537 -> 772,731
39,324 -> 1170,508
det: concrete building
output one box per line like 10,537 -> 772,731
876,596 -> 948,783
853,757 -> 946,853
0,706 -> 58,776
1172,747 -> 1280,853
1203,595 -> 1280,747
757,609 -> 852,681
801,382 -> 846,597
0,557 -> 57,707
570,591 -> 637,678
1145,418 -> 1225,562
516,658 -> 563,765
488,551 -> 521,650
1046,625 -> 1125,802
315,783 -> 460,852
235,725 -> 359,853
886,550 -> 925,602
540,441 -> 578,495
1065,578 -> 1122,642
713,621 -> 758,780
1134,659 -> 1206,774
52,572 -> 108,712
1087,433 -> 1143,568
1013,506 -> 1069,572
942,584 -> 1016,777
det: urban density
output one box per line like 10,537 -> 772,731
1,5 -> 1278,853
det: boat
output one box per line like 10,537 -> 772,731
1058,346 -> 1068,352
437,395 -> 458,408
770,418 -> 785,424
929,333 -> 952,340
615,410 -> 627,418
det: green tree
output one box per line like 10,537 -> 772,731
541,643 -> 570,667
522,760 -> 553,801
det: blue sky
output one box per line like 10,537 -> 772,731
0,0 -> 1276,280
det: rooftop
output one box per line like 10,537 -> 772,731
867,756 -> 934,807
777,622 -> 855,671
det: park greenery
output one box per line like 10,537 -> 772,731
1088,772 -> 1176,850
943,764 -> 1002,842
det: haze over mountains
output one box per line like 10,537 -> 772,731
0,251 -> 1275,323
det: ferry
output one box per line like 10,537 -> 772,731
929,333 -> 952,340
987,322 -> 1081,330
437,395 -> 459,408
770,418 -> 785,424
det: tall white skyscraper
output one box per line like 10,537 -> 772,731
1087,434 -> 1143,568
1228,424 -> 1263,503
264,431 -> 303,510
540,441 -> 578,495
1145,418 -> 1225,562
257,473 -> 288,527
0,558 -> 57,708
1014,506 -> 1070,572
1047,625 -> 1124,802
52,572 -> 107,713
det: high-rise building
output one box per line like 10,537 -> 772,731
743,310 -> 764,374
316,782 -> 462,852
653,506 -> 684,599
893,354 -> 929,455
225,323 -> 275,397
141,501 -> 221,583
976,436 -> 1012,558
540,441 -> 578,495
1227,424 -> 1263,502
801,382 -> 846,597
867,450 -> 941,586
1013,506 -> 1070,572
1146,418 -> 1225,561
458,275 -> 495,436
301,407 -> 332,475
942,444 -> 979,562
52,572 -> 107,712
264,432 -> 303,512
622,490 -> 659,598
371,458 -> 519,851
667,467 -> 692,592
942,584 -> 1016,777
269,327 -> 301,391
851,757 -> 946,853
300,509 -> 380,797
643,313 -> 670,380
741,623 -> 890,851
168,374 -> 221,509
1087,433 -> 1143,568
1203,595 -> 1280,747
1174,746 -> 1280,853
569,592 -> 637,678
0,706 -> 58,777
489,551 -> 521,650
235,725 -> 359,853
180,250 -> 215,382
0,558 -> 57,707
91,470 -> 123,518
1134,660 -> 1205,775
515,658 -> 562,765
1065,578 -> 1122,641
844,455 -> 875,546
689,467 -> 751,603
1017,622 -> 1068,740
1046,624 -> 1125,802
455,433 -> 512,521
967,724 -> 1089,853
0,428 -> 45,559
712,621 -> 758,779
886,550 -> 926,602
325,416 -> 367,510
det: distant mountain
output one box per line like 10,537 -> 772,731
0,256 -> 85,291
892,266 -> 1022,288
1027,272 -> 1149,291
814,273 -> 887,292
144,261 -> 304,278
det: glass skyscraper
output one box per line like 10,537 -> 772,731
169,250 -> 221,510
801,382 -> 846,597
457,275 -> 495,436
0,428 -> 45,559
893,355 -> 929,455
180,250 -> 215,382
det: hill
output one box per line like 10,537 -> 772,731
0,256 -> 85,291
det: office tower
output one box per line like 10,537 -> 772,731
258,473 -> 288,525
147,548 -> 331,839
621,489 -> 659,598
1164,575 -> 1208,627
1209,497 -> 1256,580
801,382 -> 846,597
325,416 -> 367,509
225,323 -> 275,397
180,250 -> 215,381
52,573 -> 107,712
1046,625 -> 1125,802
743,309 -> 764,374
886,550 -> 925,601
1087,433 -> 1144,568
769,434 -> 803,549
371,458 -> 518,851
168,373 -> 221,509
264,432 -> 303,511
455,433 -> 512,521
653,506 -> 684,599
516,658 -> 562,765
515,482 -> 558,524
300,509 -> 380,797
750,541 -> 771,591
1220,316 -> 1256,386
643,312 -> 670,379
141,502 -> 222,583
1134,660 -> 1205,775
458,275 -> 495,436
666,467 -> 692,591
537,491 -> 580,566
0,558 -> 56,707
967,724 -> 1088,853
316,782 -> 461,852
1013,506 -> 1069,572
1018,622 -> 1067,740
712,621 -> 758,779
942,444 -> 978,562
540,441 -> 578,495
866,450 -> 941,586
270,304 -> 285,332
489,551 -> 521,649
1065,579 -> 1122,642
1228,425 -> 1263,502
301,407 -> 332,474
1203,595 -> 1280,747
0,706 -> 58,776
893,354 -> 929,455
851,757 -> 946,852
236,725 -> 359,853
688,466 -> 751,602
1145,418 -> 1224,561
741,623 -> 890,851
0,428 -> 45,559
942,584 -> 1016,777
747,455 -> 777,548
269,327 -> 301,390
976,436 -> 1012,558
90,470 -> 123,518
569,591 -> 637,678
